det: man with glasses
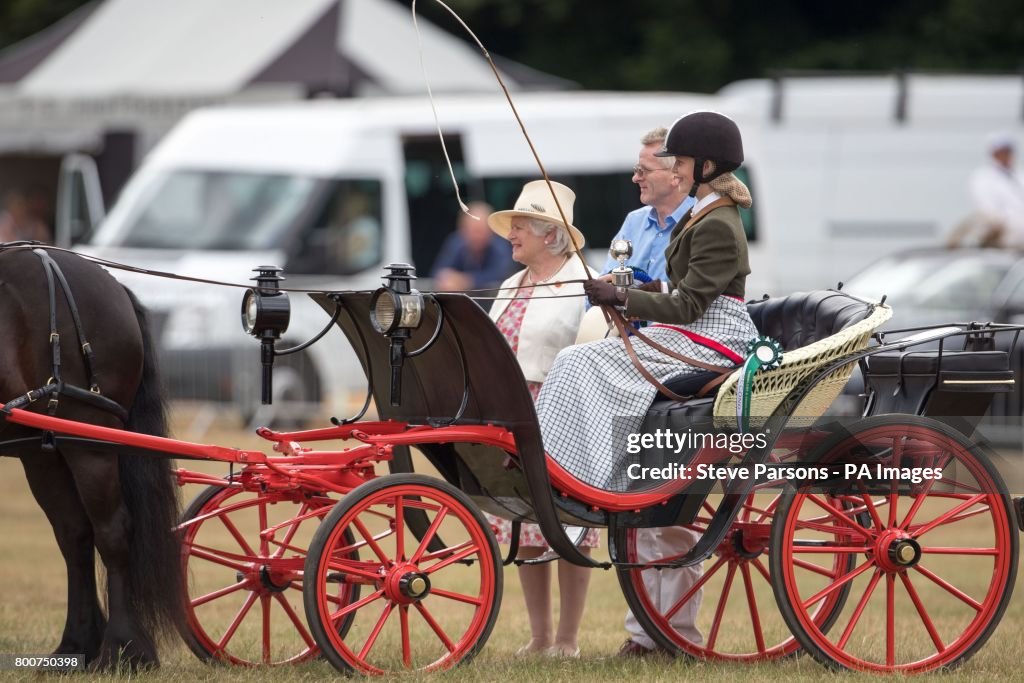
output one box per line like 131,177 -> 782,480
602,127 -> 695,280
610,127 -> 702,658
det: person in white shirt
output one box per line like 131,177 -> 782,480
964,133 -> 1024,247
485,180 -> 595,658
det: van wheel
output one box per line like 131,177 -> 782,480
240,350 -> 322,429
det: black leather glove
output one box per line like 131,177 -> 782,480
584,278 -> 626,307
636,279 -> 663,293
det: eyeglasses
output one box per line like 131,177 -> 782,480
632,164 -> 669,178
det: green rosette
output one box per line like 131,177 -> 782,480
736,336 -> 783,432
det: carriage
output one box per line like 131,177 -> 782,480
1,248 -> 1021,674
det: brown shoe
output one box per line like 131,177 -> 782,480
616,639 -> 660,658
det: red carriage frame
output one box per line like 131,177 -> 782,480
2,277 -> 1022,674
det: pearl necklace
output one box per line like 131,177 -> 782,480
524,256 -> 568,286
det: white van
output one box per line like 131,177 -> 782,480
718,73 -> 1024,294
64,76 -> 1019,422
60,91 -> 729,421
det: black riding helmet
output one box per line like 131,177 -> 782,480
655,111 -> 743,195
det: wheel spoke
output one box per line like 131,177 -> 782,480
897,478 -> 937,530
885,574 -> 895,667
909,505 -> 992,535
217,591 -> 257,651
268,502 -> 313,559
837,568 -> 881,649
801,558 -> 875,610
261,594 -> 271,664
856,483 -> 886,530
410,505 -> 450,563
912,564 -> 982,611
358,601 -> 394,660
792,557 -> 839,579
887,438 -> 905,527
740,563 -> 766,654
752,556 -> 772,582
705,563 -> 737,650
806,495 -> 873,540
395,495 -> 405,562
273,592 -> 316,648
920,546 -> 998,556
330,589 -> 385,622
419,539 -> 474,564
899,572 -> 945,654
911,494 -> 988,539
400,605 -> 412,668
190,580 -> 247,608
415,601 -> 456,652
430,587 -> 484,606
663,557 -> 726,621
353,517 -> 392,565
187,543 -> 252,571
218,510 -> 258,557
423,544 -> 480,574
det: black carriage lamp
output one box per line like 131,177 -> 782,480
370,263 -> 424,406
241,265 -> 291,405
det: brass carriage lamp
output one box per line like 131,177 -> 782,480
241,265 -> 291,405
370,263 -> 424,406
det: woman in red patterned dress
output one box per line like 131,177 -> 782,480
485,180 -> 595,657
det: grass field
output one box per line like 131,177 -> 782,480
0,406 -> 1022,681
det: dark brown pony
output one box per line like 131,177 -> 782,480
0,246 -> 183,669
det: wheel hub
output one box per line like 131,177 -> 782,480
718,526 -> 768,562
384,563 -> 431,603
874,530 -> 921,571
235,564 -> 294,593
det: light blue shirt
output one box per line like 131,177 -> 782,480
602,196 -> 695,281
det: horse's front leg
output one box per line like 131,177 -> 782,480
64,448 -> 159,670
20,452 -> 106,663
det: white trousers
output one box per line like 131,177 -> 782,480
625,526 -> 704,649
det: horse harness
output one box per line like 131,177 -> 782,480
0,246 -> 130,424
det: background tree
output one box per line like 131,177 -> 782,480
2,0 -> 1022,92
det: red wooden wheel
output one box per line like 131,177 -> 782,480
303,474 -> 502,674
615,489 -> 855,661
771,417 -> 1019,673
178,484 -> 357,666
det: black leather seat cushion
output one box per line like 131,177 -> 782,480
866,350 -> 1009,375
662,369 -> 724,396
747,290 -> 875,352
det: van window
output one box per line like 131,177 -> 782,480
403,136 -> 470,276
290,179 -> 384,275
116,170 -> 317,249
483,173 -> 638,250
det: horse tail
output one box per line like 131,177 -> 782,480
118,286 -> 186,637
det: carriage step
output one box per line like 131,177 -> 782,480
1015,497 -> 1024,532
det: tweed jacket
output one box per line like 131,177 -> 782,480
624,203 -> 750,325
489,255 -> 588,383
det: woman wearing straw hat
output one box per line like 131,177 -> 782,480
485,179 -> 596,658
536,111 -> 758,492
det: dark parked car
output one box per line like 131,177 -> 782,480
842,247 -> 1024,443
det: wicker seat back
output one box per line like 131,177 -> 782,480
713,291 -> 892,427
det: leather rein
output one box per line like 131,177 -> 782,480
604,198 -> 741,402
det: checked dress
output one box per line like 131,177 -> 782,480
487,281 -> 600,548
535,295 -> 757,492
